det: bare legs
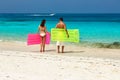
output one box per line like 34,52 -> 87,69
57,46 -> 60,53
57,46 -> 64,53
62,46 -> 64,53
40,36 -> 46,52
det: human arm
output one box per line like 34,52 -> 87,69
65,29 -> 69,38
64,24 -> 69,38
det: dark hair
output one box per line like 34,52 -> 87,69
40,19 -> 46,27
59,17 -> 63,21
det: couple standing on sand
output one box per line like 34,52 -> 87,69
38,18 -> 69,53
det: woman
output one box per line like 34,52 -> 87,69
38,19 -> 47,52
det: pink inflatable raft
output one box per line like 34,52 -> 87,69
27,32 -> 50,45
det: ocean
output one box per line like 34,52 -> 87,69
0,13 -> 120,48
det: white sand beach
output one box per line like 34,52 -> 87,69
0,41 -> 120,80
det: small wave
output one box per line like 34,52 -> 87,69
29,13 -> 55,17
79,41 -> 120,49
0,40 -> 3,42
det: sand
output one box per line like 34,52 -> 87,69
0,41 -> 120,80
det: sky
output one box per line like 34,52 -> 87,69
0,0 -> 120,13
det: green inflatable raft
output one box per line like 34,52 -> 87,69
51,28 -> 80,43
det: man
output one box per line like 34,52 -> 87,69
56,18 -> 69,53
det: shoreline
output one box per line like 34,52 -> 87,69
1,39 -> 120,49
0,41 -> 120,60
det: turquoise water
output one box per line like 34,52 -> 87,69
0,13 -> 120,48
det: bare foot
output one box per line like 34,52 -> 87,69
43,50 -> 45,52
40,50 -> 42,52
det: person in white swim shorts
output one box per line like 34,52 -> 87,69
55,18 -> 69,53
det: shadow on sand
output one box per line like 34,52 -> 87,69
45,49 -> 56,52
64,51 -> 85,53
31,49 -> 56,53
31,49 -> 84,53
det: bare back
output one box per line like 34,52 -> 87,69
56,22 -> 66,29
39,26 -> 46,33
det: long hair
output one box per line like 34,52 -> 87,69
40,19 -> 46,27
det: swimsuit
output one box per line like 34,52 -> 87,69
40,33 -> 46,37
39,26 -> 46,37
56,41 -> 64,46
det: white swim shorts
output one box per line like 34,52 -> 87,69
56,41 -> 64,46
